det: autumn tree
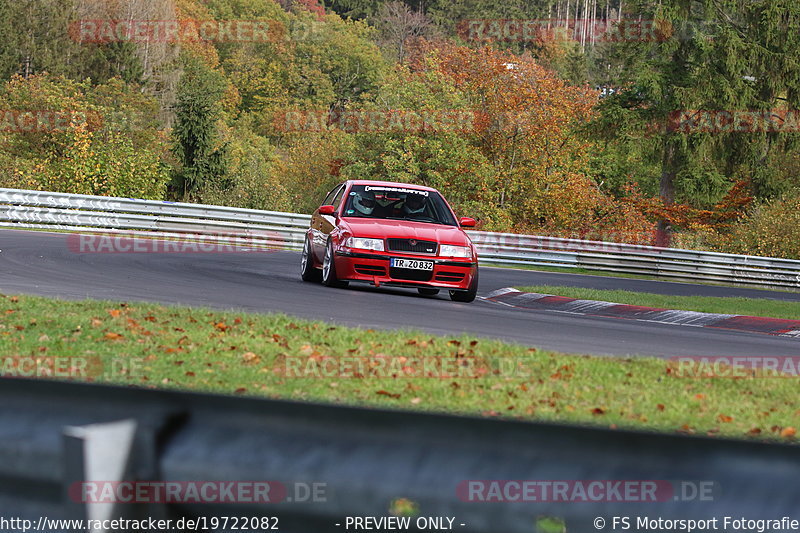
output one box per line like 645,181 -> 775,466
421,42 -> 607,230
344,40 -> 649,234
0,74 -> 169,198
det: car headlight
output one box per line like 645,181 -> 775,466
344,237 -> 384,252
439,244 -> 471,258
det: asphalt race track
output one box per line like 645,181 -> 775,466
2,229 -> 799,358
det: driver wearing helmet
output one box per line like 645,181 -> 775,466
352,189 -> 376,216
402,194 -> 426,219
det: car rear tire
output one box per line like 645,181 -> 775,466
322,240 -> 348,288
418,288 -> 440,296
300,237 -> 322,282
449,269 -> 478,302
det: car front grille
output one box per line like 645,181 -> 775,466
387,239 -> 437,255
389,268 -> 433,282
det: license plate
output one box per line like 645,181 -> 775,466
392,258 -> 433,270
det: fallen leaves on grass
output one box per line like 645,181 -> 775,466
272,334 -> 289,348
163,347 -> 184,354
242,352 -> 260,364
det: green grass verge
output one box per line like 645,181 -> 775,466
0,294 -> 797,441
488,263 -> 800,294
514,285 -> 800,320
485,262 -> 664,281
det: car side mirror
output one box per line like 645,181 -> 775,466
319,205 -> 336,216
459,217 -> 476,228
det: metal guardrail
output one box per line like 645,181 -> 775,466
2,187 -> 799,289
2,378 -> 799,531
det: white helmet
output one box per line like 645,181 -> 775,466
404,194 -> 425,215
353,189 -> 376,215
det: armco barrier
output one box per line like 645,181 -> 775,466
2,187 -> 799,289
1,378 -> 799,531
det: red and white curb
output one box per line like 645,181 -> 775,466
482,288 -> 800,338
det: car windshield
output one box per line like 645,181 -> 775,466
342,184 -> 458,226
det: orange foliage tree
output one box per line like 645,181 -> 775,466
404,39 -> 650,237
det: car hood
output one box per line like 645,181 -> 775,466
342,218 -> 472,246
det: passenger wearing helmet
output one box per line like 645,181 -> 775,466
402,194 -> 426,219
352,189 -> 376,215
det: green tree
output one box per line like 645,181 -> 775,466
0,0 -> 84,80
708,0 -> 800,199
325,0 -> 380,20
293,13 -> 387,109
80,41 -> 145,86
591,0 -> 800,237
172,56 -> 229,200
200,114 -> 292,211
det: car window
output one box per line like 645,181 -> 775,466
342,184 -> 457,226
321,184 -> 342,207
331,186 -> 346,210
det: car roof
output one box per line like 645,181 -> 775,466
347,180 -> 439,193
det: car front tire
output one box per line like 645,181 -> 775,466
449,269 -> 478,302
322,240 -> 348,288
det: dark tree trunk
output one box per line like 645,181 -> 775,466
656,138 -> 676,247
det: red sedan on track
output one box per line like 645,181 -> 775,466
300,180 -> 479,302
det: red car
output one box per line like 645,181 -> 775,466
300,180 -> 479,302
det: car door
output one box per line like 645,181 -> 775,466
311,183 -> 345,262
